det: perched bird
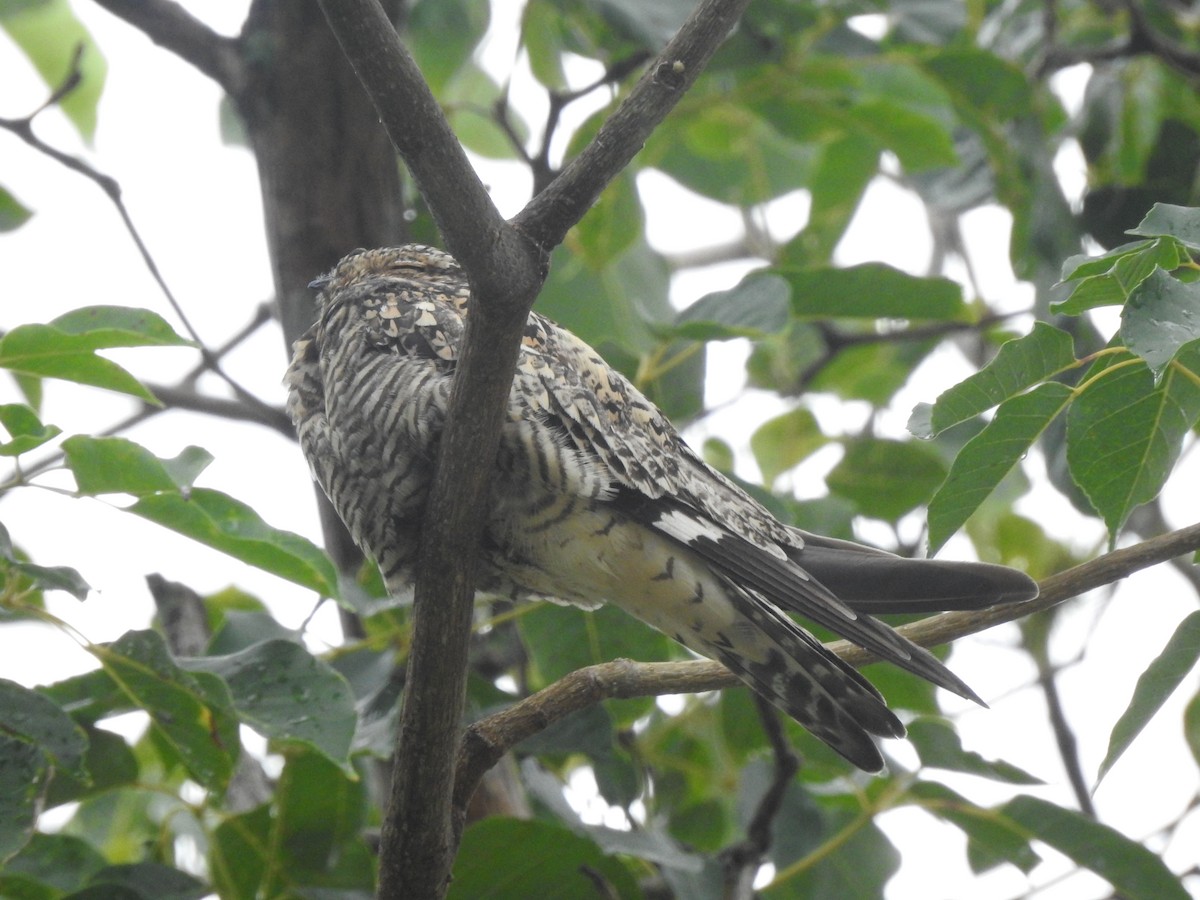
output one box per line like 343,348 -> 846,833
285,245 -> 1037,772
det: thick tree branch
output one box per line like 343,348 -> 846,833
316,2 -> 752,896
314,0 -> 532,285
453,522 -> 1200,818
90,0 -> 246,95
314,4 -> 542,899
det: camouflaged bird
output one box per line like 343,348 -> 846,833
285,245 -> 1037,772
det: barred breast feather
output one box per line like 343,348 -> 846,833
285,245 -> 1038,772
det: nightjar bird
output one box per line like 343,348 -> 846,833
285,245 -> 1038,772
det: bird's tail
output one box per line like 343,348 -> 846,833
692,578 -> 905,772
789,531 -> 1039,614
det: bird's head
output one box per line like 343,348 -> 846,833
309,245 -> 464,300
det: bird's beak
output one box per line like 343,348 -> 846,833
309,274 -> 332,291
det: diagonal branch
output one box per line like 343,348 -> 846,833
0,62 -> 281,430
89,0 -> 246,95
316,2 -> 753,897
315,5 -> 541,899
512,0 -> 751,251
453,521 -> 1200,819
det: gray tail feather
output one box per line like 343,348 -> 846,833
792,533 -> 1039,614
707,580 -> 905,772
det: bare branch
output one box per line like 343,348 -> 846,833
90,0 -> 246,94
314,4 -> 543,898
142,385 -> 293,435
720,697 -> 801,899
313,0 -> 532,282
453,521 -> 1200,817
525,51 -> 652,195
315,3 -> 756,896
513,0 -> 752,251
0,72 -> 281,429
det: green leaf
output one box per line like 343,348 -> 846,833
183,640 -> 356,771
646,101 -> 817,205
60,788 -> 159,868
787,133 -> 878,265
1066,346 -> 1200,539
908,781 -> 1040,875
1059,237 -> 1183,283
520,603 -> 673,683
813,339 -> 936,406
267,752 -> 368,885
1186,691 -> 1200,769
210,806 -> 271,900
444,63 -> 525,160
83,863 -> 209,900
62,437 -> 339,598
922,49 -> 1032,121
572,171 -> 643,269
0,186 -> 34,232
701,437 -> 734,472
0,521 -> 91,600
928,382 -> 1074,553
406,0 -> 490,93
536,242 -> 670,358
131,489 -> 340,598
1,832 -> 107,894
907,718 -> 1042,784
63,436 -> 212,495
843,99 -> 957,172
90,630 -> 239,791
448,818 -> 642,900
1097,611 -> 1200,785
1000,795 -> 1189,900
763,803 -> 899,898
909,324 -> 1077,438
0,0 -> 107,141
0,308 -> 191,404
780,264 -> 965,320
0,679 -> 89,782
1120,270 -> 1200,380
826,438 -> 946,522
675,272 -> 790,340
1128,202 -> 1200,251
0,733 -> 44,861
750,408 -> 826,485
520,2 -> 566,89
38,669 -> 126,724
46,724 -> 138,807
1053,238 -> 1187,315
49,307 -> 193,346
0,404 -> 60,456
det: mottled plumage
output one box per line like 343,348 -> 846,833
285,245 -> 1037,771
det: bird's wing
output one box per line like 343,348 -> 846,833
511,312 -> 987,702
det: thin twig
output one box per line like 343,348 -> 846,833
0,60 -> 280,427
1031,639 -> 1097,817
527,51 -> 652,195
513,1 -> 751,251
720,696 -> 801,900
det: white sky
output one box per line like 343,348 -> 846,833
1,4 -> 1198,898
